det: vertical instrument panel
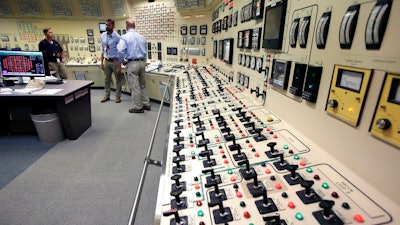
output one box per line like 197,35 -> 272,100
316,12 -> 331,49
365,0 -> 392,50
289,63 -> 307,96
339,4 -> 360,49
326,65 -> 372,126
370,73 -> 400,148
298,16 -> 311,48
301,66 -> 323,103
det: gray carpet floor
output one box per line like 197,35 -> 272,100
0,89 -> 170,225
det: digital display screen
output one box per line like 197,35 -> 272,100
272,61 -> 287,88
337,69 -> 363,92
99,23 -> 106,33
262,0 -> 287,50
0,50 -> 46,77
264,5 -> 282,39
388,78 -> 400,104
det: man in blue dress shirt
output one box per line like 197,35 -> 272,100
117,18 -> 150,113
101,19 -> 122,103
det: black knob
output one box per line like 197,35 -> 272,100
162,208 -> 181,223
328,99 -> 338,108
376,118 -> 391,130
171,174 -> 182,187
286,164 -> 299,179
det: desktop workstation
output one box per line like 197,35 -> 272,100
0,50 -> 94,140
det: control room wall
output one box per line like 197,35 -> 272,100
209,0 -> 400,206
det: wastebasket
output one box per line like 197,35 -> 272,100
30,113 -> 65,144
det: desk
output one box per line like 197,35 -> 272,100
0,80 -> 94,140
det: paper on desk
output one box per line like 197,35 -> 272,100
33,89 -> 63,95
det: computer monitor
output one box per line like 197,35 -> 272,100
262,0 -> 287,50
0,50 -> 47,79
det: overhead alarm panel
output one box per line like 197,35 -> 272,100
298,16 -> 311,48
339,4 -> 360,49
370,73 -> 400,148
365,0 -> 392,50
326,65 -> 372,127
302,65 -> 323,102
289,18 -> 300,48
316,12 -> 331,49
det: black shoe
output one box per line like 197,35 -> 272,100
101,96 -> 110,103
143,105 -> 151,111
129,108 -> 144,113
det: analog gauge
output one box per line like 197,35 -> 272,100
245,55 -> 251,67
256,57 -> 263,73
250,56 -> 256,69
238,54 -> 242,65
239,73 -> 244,85
237,72 -> 241,84
241,54 -> 246,66
244,75 -> 249,88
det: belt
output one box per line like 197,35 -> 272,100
105,58 -> 118,62
128,58 -> 145,61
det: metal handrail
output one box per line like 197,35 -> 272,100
127,74 -> 172,225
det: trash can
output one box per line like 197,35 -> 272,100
30,113 -> 65,144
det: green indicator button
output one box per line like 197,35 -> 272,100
191,151 -> 195,155
214,135 -> 219,138
228,169 -> 233,174
208,118 -> 211,121
258,119 -> 261,122
263,124 -> 267,128
322,182 -> 329,189
306,167 -> 313,173
197,210 -> 204,217
283,145 -> 289,149
342,202 -> 350,209
294,155 -> 300,160
295,212 -> 304,220
189,133 -> 193,137
196,191 -> 201,197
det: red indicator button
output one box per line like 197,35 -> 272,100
190,143 -> 194,147
195,184 -> 200,189
248,144 -> 253,148
216,138 -> 220,142
275,183 -> 282,189
331,192 -> 339,198
314,175 -> 320,180
273,134 -> 278,138
243,211 -> 251,218
353,214 -> 364,223
211,126 -> 214,129
220,149 -> 225,154
288,201 -> 295,208
224,159 -> 229,164
254,153 -> 260,157
299,160 -> 307,166
230,176 -> 236,182
265,169 -> 271,174
196,200 -> 202,206
236,191 -> 243,198
266,128 -> 271,131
